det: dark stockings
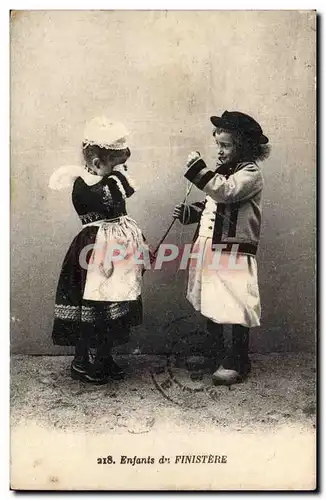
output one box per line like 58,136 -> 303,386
222,324 -> 251,374
206,320 -> 251,374
206,319 -> 226,360
74,325 -> 90,365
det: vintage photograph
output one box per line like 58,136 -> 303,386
10,10 -> 316,490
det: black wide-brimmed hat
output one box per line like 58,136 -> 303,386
210,111 -> 269,144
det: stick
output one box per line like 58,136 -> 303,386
142,179 -> 194,274
151,183 -> 194,257
153,217 -> 177,256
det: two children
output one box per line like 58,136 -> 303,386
51,111 -> 269,386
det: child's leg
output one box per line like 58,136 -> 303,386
206,319 -> 225,363
222,325 -> 251,372
212,324 -> 251,385
72,325 -> 90,366
71,319 -> 112,384
91,320 -> 127,380
75,330 -> 113,385
71,325 -> 91,379
74,336 -> 89,364
231,324 -> 251,373
93,333 -> 114,373
76,316 -> 130,384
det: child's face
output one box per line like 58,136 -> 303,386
95,159 -> 114,177
100,150 -> 130,176
214,131 -> 238,164
88,153 -> 127,176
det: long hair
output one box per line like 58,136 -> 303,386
213,127 -> 270,162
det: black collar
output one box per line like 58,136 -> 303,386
215,161 -> 238,176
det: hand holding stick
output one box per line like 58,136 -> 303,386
146,153 -> 198,266
152,185 -> 194,257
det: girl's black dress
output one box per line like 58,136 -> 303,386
52,167 -> 143,348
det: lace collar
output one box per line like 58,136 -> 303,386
49,165 -> 103,190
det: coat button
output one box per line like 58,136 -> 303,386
208,226 -> 213,230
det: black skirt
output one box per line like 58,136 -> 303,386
52,225 -> 142,347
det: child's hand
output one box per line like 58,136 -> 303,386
186,151 -> 201,168
173,203 -> 188,222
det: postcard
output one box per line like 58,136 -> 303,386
10,9 -> 316,490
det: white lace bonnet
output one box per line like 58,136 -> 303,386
49,117 -> 130,190
83,116 -> 129,150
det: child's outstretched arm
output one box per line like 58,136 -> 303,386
95,165 -> 137,209
173,201 -> 205,225
107,164 -> 137,200
184,154 -> 263,204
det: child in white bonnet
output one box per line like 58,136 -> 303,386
50,117 -> 148,384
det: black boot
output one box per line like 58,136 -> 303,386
71,329 -> 91,381
212,325 -> 251,386
84,330 -> 125,384
71,326 -> 110,385
207,319 -> 226,366
82,363 -> 111,385
99,355 -> 125,380
100,323 -> 127,380
231,325 -> 251,376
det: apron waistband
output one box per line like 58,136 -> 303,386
82,215 -> 129,228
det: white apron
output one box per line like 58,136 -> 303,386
82,216 -> 146,302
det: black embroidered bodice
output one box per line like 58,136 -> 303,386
72,175 -> 128,225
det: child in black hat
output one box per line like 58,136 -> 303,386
173,111 -> 270,385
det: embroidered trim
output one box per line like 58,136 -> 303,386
81,303 -> 130,322
111,171 -> 135,197
123,171 -> 137,192
54,303 -> 133,323
110,175 -> 127,199
112,166 -> 137,192
81,306 -> 96,323
104,302 -> 130,320
83,137 -> 128,150
54,304 -> 80,321
80,212 -> 105,225
103,184 -> 114,206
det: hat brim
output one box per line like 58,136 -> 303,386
210,116 -> 269,144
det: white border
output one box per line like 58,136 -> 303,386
1,3 -> 10,498
2,1 -> 323,9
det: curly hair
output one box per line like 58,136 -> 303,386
213,127 -> 270,162
82,143 -> 131,166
